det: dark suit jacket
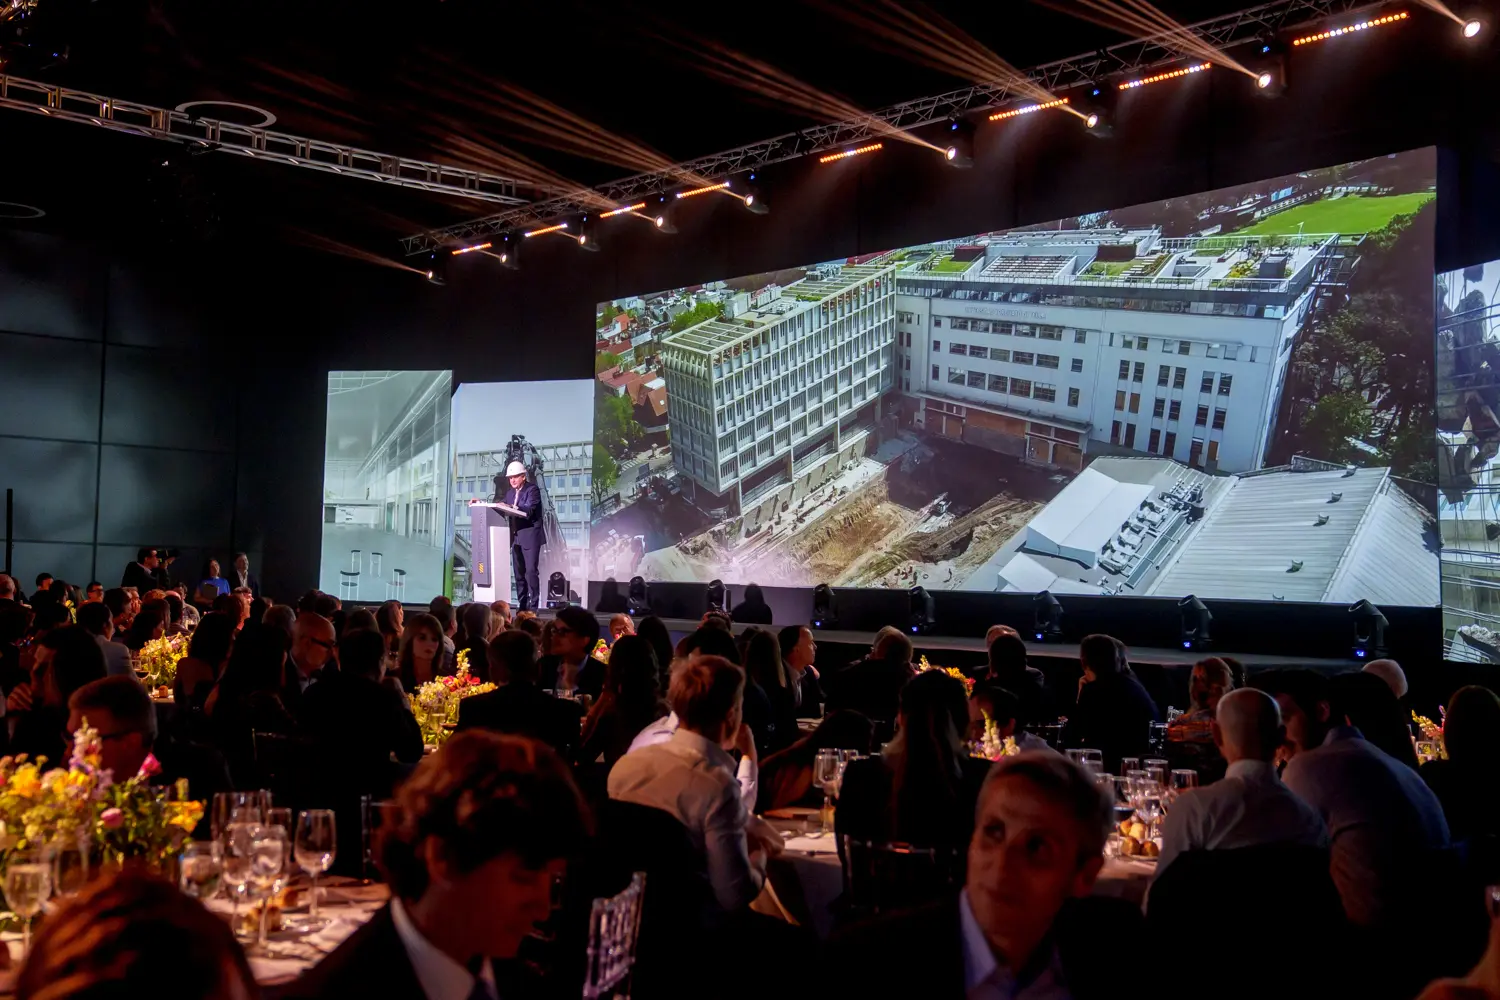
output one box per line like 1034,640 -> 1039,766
835,754 -> 993,854
227,569 -> 261,599
500,481 -> 544,544
824,894 -> 1144,1000
729,600 -> 774,625
456,681 -> 583,762
1064,671 -> 1161,774
300,671 -> 423,793
121,561 -> 157,592
537,656 -> 603,700
825,657 -> 915,727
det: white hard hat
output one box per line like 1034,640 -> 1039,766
505,461 -> 528,477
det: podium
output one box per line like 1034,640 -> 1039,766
468,503 -> 514,605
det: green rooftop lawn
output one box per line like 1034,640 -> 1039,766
1228,192 -> 1434,238
1082,260 -> 1135,277
930,258 -> 977,273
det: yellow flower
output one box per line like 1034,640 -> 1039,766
166,801 -> 205,833
11,766 -> 41,800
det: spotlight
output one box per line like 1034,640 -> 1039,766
908,586 -> 935,635
1256,71 -> 1273,88
575,216 -> 600,252
1033,591 -> 1063,642
1464,18 -> 1482,37
707,579 -> 730,614
651,208 -> 678,233
1348,599 -> 1388,660
742,189 -> 770,215
1083,111 -> 1113,138
492,234 -> 520,270
1178,595 -> 1212,651
627,576 -> 650,616
811,584 -> 838,629
943,121 -> 974,169
423,251 -> 447,285
545,572 -> 570,610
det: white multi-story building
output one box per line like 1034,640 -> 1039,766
890,228 -> 1335,474
659,263 -> 897,517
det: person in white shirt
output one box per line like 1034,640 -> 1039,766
287,731 -> 591,1000
1151,688 -> 1327,884
1258,669 -> 1450,928
608,654 -> 771,917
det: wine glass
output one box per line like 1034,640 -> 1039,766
179,841 -> 223,901
1170,769 -> 1198,793
213,792 -> 263,842
1080,749 -> 1104,774
52,836 -> 90,899
249,825 -> 288,954
1136,791 -> 1164,842
812,750 -> 842,838
5,849 -> 52,957
1119,757 -> 1141,776
294,810 -> 337,923
221,821 -> 258,932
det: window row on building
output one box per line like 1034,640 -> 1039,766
1112,391 -> 1231,430
935,365 -> 1077,406
1108,421 -> 1223,467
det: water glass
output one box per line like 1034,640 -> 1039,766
1148,722 -> 1169,754
1170,769 -> 1199,792
179,840 -> 223,901
5,849 -> 52,957
1080,749 -> 1104,774
221,821 -> 258,930
250,825 -> 288,952
294,810 -> 337,922
813,750 -> 843,837
53,837 -> 90,899
213,792 -> 263,841
1119,757 -> 1140,776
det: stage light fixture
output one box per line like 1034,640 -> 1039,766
1349,599 -> 1388,660
600,202 -> 647,219
1083,111 -> 1113,138
650,208 -> 678,233
1290,11 -> 1407,46
491,234 -> 519,270
1118,62 -> 1211,90
1464,18 -> 1482,37
450,242 -> 491,255
811,584 -> 837,629
545,572 -> 570,610
1033,591 -> 1063,642
676,181 -> 730,200
742,188 -> 770,215
988,98 -> 1069,122
1178,595 -> 1213,651
627,576 -> 651,616
943,121 -> 974,169
575,216 -> 600,252
423,251 -> 447,285
707,579 -> 730,614
818,142 -> 883,164
524,221 -> 569,238
908,586 -> 936,635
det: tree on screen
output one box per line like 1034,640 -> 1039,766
597,350 -> 622,374
592,448 -> 619,504
596,392 -> 644,460
1298,390 -> 1373,465
669,300 -> 722,333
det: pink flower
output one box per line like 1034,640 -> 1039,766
469,676 -> 481,686
137,754 -> 162,779
101,807 -> 124,829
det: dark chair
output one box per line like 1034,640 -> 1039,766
839,836 -> 962,923
251,731 -> 315,802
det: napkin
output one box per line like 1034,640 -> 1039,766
782,835 -> 839,855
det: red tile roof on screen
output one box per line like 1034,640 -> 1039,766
644,386 -> 668,418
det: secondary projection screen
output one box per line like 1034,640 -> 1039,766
321,370 -> 453,602
1437,258 -> 1500,661
592,148 -> 1439,605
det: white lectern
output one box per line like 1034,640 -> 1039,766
468,501 -> 520,605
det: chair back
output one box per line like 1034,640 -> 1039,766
582,872 -> 646,1000
360,796 -> 402,879
839,835 -> 961,918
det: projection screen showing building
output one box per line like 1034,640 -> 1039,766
1437,258 -> 1500,661
592,148 -> 1438,605
322,371 -> 453,602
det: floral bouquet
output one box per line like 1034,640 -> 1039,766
455,647 -> 470,676
590,639 -> 610,665
414,661 -> 496,746
137,634 -> 188,691
916,655 -> 975,697
1413,709 -> 1447,762
971,714 -> 1020,761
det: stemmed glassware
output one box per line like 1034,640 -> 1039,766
248,824 -> 288,954
5,848 -> 52,957
294,810 -> 337,924
179,840 -> 223,901
812,750 -> 845,838
213,792 -> 263,843
52,835 -> 90,900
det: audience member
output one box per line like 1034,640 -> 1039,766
103,586 -> 132,634
9,625 -> 107,763
1422,685 -> 1500,844
1167,657 -> 1235,745
286,732 -> 591,1000
579,635 -> 665,768
312,592 -> 341,619
1064,634 -> 1160,773
757,710 -> 874,813
121,598 -> 169,652
984,623 -> 1020,646
537,605 -> 602,698
457,630 -> 584,761
1152,688 -> 1327,880
730,582 -> 775,625
838,669 -> 991,856
226,552 -> 260,599
206,626 -> 297,775
396,612 -> 451,691
457,603 -> 497,683
280,612 -> 338,717
301,629 -> 423,795
972,684 -> 1051,753
490,600 -> 512,631
121,547 -> 161,593
175,611 -> 237,711
608,613 -> 635,643
76,600 -> 134,678
1331,670 -> 1420,771
609,655 -> 773,918
742,627 -> 796,755
1258,669 -> 1449,927
827,753 -> 1133,1000
212,592 -> 250,633
1363,658 -> 1410,700
16,870 -> 257,1000
83,581 -> 103,604
428,596 -> 457,658
262,603 -> 296,636
344,607 -> 378,635
636,615 -> 675,692
198,559 -> 230,598
980,632 -> 1050,726
0,573 -> 16,603
376,600 -> 405,660
31,572 -> 54,603
824,628 -> 916,730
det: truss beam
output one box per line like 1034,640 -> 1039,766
401,0 -> 1379,253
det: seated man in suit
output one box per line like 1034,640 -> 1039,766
823,628 -> 915,732
828,752 -> 1137,1000
300,628 -> 423,795
285,732 -> 592,1000
457,630 -> 584,762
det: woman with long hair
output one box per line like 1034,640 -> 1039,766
836,669 -> 990,852
375,600 -> 405,661
458,602 -> 496,682
578,635 -> 666,768
742,627 -> 797,755
396,612 -> 450,691
634,615 -> 675,692
1422,685 -> 1500,842
175,611 -> 236,711
121,599 -> 168,652
206,626 -> 296,778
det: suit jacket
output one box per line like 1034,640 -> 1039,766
824,893 -> 1144,1000
275,904 -> 426,1000
729,600 -> 774,625
227,568 -> 261,599
537,656 -> 603,699
824,656 -> 915,727
1064,671 -> 1161,774
500,481 -> 543,544
300,671 -> 423,793
121,562 -> 157,592
456,681 -> 583,762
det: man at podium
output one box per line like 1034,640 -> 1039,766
497,460 -> 544,611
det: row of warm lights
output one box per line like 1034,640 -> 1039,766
988,98 -> 1069,122
1119,62 -> 1211,90
1291,11 -> 1408,45
818,142 -> 883,164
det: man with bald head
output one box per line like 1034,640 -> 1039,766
1152,687 -> 1328,882
283,612 -> 338,716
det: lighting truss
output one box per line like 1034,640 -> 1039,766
402,0 -> 1386,253
0,75 -> 531,205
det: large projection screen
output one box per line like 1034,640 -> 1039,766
592,148 -> 1438,605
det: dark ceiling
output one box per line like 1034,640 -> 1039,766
0,0 -> 1274,254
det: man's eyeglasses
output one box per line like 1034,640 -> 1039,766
309,638 -> 337,651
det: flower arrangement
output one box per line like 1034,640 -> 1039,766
916,655 -> 975,697
1413,709 -> 1448,761
0,722 -> 202,869
1413,709 -> 1444,743
413,661 -> 496,746
138,634 -> 188,690
971,715 -> 1019,761
590,639 -> 610,665
455,647 -> 470,676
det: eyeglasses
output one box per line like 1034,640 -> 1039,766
551,624 -> 575,637
309,638 -> 337,651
